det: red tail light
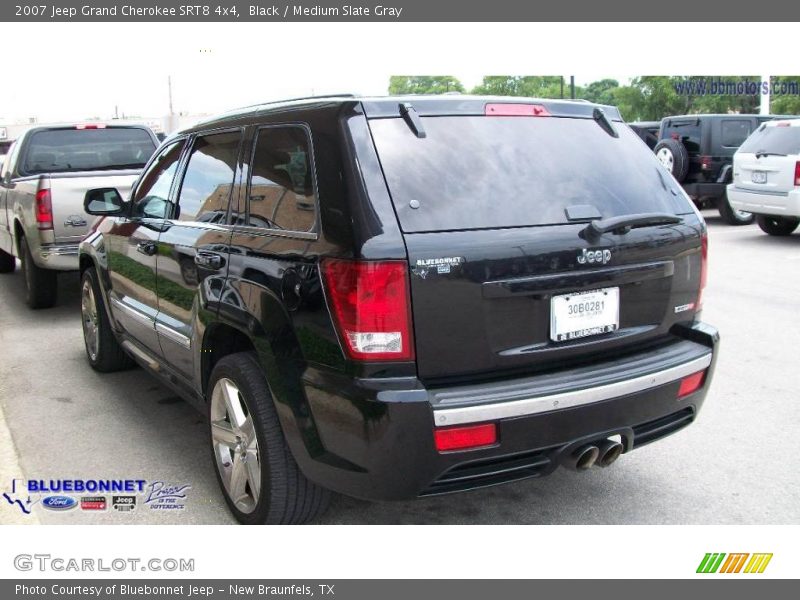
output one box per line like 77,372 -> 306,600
321,258 -> 414,361
484,103 -> 550,117
700,155 -> 713,170
794,161 -> 800,187
75,123 -> 106,130
434,423 -> 497,452
696,232 -> 708,312
678,370 -> 706,398
35,188 -> 53,230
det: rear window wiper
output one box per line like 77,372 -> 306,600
399,102 -> 426,139
592,107 -> 619,138
582,212 -> 682,240
755,150 -> 787,158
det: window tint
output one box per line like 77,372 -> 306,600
739,124 -> 800,155
721,120 -> 752,148
177,131 -> 241,222
132,140 -> 184,220
661,120 -> 701,153
1,141 -> 18,178
246,126 -> 316,232
22,128 -> 156,175
370,116 -> 692,233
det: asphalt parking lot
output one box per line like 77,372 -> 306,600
1,210 -> 798,525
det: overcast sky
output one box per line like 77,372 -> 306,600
1,23 -> 630,124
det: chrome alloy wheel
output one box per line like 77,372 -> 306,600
210,378 -> 261,514
81,278 -> 99,361
656,147 -> 674,172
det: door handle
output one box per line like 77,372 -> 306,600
194,252 -> 224,270
136,241 -> 157,256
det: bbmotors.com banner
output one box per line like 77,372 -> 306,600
4,0 -> 800,21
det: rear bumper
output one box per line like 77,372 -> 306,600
294,321 -> 719,501
727,184 -> 800,217
36,243 -> 79,270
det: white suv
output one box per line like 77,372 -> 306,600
728,119 -> 800,236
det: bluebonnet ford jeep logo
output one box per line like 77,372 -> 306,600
2,478 -> 188,515
41,496 -> 77,511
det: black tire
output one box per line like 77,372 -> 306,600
19,235 -> 57,309
80,268 -> 135,372
0,248 -> 15,273
756,215 -> 800,236
208,352 -> 331,525
718,192 -> 755,225
654,138 -> 689,182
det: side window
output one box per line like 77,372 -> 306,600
132,140 -> 184,219
721,120 -> 752,148
2,140 -> 20,180
176,131 -> 241,223
246,126 -> 316,232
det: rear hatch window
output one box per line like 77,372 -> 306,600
660,119 -> 701,154
739,124 -> 800,155
22,127 -> 156,175
369,116 -> 691,233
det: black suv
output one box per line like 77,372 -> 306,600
79,95 -> 719,524
653,114 -> 787,225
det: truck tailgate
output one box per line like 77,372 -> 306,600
48,170 -> 139,243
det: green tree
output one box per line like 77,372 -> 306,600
388,76 -> 464,95
471,76 -> 575,98
582,79 -> 619,106
769,76 -> 800,115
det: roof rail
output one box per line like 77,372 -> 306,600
234,93 -> 358,112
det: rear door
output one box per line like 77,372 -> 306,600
368,110 -> 704,382
0,140 -> 19,254
733,122 -> 800,194
154,129 -> 243,381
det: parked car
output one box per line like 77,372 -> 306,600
628,120 -> 660,149
78,95 -> 718,524
728,119 -> 800,236
653,114 -> 789,225
0,124 -> 159,307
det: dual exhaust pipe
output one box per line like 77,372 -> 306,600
563,438 -> 624,471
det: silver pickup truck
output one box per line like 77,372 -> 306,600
0,124 -> 158,307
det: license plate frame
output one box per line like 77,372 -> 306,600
550,287 -> 620,342
751,170 -> 768,184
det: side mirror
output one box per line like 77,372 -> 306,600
84,188 -> 125,216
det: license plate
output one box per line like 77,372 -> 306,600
550,287 -> 619,342
751,170 -> 768,184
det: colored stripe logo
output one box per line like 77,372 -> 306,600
697,553 -> 773,574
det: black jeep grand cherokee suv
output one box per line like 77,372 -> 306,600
78,95 -> 719,524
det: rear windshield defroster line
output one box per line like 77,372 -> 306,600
369,115 -> 693,233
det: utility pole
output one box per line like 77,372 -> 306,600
760,75 -> 771,115
168,75 -> 174,117
570,76 -> 575,100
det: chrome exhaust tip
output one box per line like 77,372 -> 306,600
564,444 -> 600,471
595,439 -> 624,468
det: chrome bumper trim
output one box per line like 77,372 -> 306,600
433,354 -> 713,427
